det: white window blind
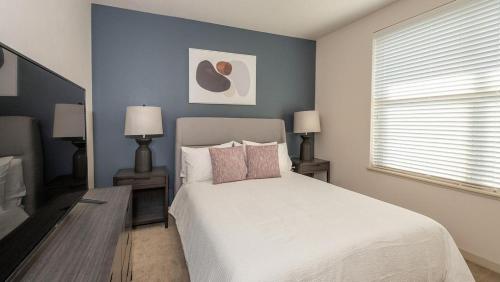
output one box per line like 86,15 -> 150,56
371,0 -> 500,192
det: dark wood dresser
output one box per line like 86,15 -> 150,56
12,187 -> 133,282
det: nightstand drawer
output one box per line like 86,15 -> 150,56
115,176 -> 165,190
292,158 -> 331,183
297,162 -> 329,172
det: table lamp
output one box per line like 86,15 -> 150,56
294,110 -> 321,161
53,103 -> 87,179
124,105 -> 163,173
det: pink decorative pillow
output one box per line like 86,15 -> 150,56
209,146 -> 247,184
246,145 -> 281,179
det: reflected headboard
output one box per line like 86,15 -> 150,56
0,116 -> 43,215
175,117 -> 286,194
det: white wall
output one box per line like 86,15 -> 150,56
0,0 -> 94,187
316,0 -> 500,269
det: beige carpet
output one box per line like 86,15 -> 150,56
132,217 -> 190,282
132,217 -> 500,282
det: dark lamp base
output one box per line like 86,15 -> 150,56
300,135 -> 313,161
72,140 -> 87,180
135,137 -> 152,173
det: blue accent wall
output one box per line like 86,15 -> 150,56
92,4 -> 316,191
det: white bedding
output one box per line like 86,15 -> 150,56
170,172 -> 473,282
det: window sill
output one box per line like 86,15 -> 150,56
367,165 -> 500,200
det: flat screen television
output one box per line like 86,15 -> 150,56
0,42 -> 88,280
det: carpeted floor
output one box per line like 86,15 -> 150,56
132,218 -> 190,282
132,217 -> 500,282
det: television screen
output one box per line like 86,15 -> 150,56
0,43 -> 87,280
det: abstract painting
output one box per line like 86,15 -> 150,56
189,48 -> 256,105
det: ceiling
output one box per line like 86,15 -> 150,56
91,0 -> 397,40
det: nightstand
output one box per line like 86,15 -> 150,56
292,158 -> 331,182
113,166 -> 169,228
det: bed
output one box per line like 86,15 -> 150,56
170,117 -> 473,282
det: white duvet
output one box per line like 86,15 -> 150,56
170,172 -> 473,282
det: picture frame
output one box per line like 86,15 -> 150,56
189,48 -> 256,105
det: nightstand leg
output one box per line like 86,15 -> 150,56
165,185 -> 169,228
327,169 -> 331,183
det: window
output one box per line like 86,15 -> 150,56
371,0 -> 500,194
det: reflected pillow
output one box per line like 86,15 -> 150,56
5,158 -> 27,209
0,156 -> 14,211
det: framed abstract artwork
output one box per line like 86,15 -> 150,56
189,48 -> 256,105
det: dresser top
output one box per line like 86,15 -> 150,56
16,186 -> 131,282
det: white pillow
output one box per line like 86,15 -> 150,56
242,140 -> 293,172
181,141 -> 234,183
5,158 -> 27,209
0,156 -> 14,211
180,141 -> 234,178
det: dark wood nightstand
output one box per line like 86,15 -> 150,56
113,166 -> 169,228
292,158 -> 331,182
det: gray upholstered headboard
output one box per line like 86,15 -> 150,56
175,117 -> 286,194
0,116 -> 43,215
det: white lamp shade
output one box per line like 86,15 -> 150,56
124,106 -> 163,136
294,110 -> 321,134
53,103 -> 85,138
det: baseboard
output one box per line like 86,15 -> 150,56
461,249 -> 500,274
